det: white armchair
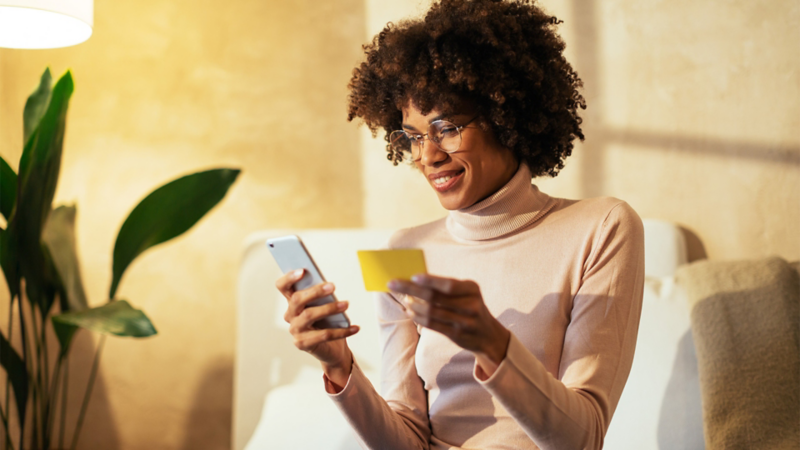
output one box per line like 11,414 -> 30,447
234,221 -> 703,450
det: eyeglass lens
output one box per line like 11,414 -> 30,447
389,121 -> 462,162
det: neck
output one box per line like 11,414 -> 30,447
445,164 -> 555,241
471,159 -> 520,207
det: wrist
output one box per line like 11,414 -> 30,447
473,327 -> 510,381
480,325 -> 510,365
322,349 -> 353,386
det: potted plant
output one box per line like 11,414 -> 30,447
0,68 -> 240,449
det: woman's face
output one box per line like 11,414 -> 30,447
402,103 -> 519,211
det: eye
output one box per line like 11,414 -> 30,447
439,126 -> 458,138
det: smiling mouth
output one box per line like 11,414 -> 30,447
430,170 -> 464,192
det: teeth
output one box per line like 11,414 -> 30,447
434,175 -> 453,185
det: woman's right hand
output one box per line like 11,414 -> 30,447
276,269 -> 359,385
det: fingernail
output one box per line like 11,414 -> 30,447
411,274 -> 424,283
349,325 -> 359,333
323,283 -> 334,293
387,280 -> 400,290
293,269 -> 304,279
337,301 -> 348,310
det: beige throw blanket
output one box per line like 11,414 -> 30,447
676,257 -> 800,450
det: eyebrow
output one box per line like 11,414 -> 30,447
401,113 -> 447,131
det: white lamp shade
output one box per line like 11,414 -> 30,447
0,0 -> 93,49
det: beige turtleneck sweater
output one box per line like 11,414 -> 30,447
327,164 -> 645,450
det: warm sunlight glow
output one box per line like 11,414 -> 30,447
0,5 -> 92,49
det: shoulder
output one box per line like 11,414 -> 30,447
542,196 -> 644,261
570,197 -> 644,262
550,196 -> 642,234
387,217 -> 448,249
587,197 -> 642,233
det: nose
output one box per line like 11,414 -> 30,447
418,137 -> 447,166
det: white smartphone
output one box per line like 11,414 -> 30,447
266,235 -> 350,329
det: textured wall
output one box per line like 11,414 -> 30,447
555,0 -> 800,262
0,0 -> 365,448
0,0 -> 798,449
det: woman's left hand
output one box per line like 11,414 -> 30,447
388,274 -> 511,371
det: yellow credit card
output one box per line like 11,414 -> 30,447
357,249 -> 427,292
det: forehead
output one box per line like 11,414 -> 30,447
400,96 -> 477,124
401,103 -> 444,123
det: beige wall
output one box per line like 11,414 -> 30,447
0,0 -> 365,448
0,0 -> 798,448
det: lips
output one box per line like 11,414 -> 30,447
428,169 -> 464,193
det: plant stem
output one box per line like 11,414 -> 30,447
0,403 -> 16,450
41,308 -> 50,412
58,356 -> 68,450
70,335 -> 105,450
4,299 -> 13,450
29,305 -> 43,449
0,407 -> 10,450
16,292 -> 29,448
43,354 -> 63,449
39,309 -> 51,449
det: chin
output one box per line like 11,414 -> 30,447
431,174 -> 473,210
436,192 -> 470,211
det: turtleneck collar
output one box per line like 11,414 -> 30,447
445,163 -> 556,241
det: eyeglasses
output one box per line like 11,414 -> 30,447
389,115 -> 479,163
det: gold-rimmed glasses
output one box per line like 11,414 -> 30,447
389,115 -> 479,163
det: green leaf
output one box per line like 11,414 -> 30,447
23,68 -> 53,150
43,205 -> 89,312
52,300 -> 157,349
51,321 -> 77,354
109,168 -> 240,298
0,155 -> 17,221
1,177 -> 20,301
0,228 -> 14,299
28,244 -> 59,317
5,70 -> 73,306
14,70 -> 72,241
0,332 -> 28,431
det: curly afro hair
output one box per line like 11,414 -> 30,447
347,0 -> 585,177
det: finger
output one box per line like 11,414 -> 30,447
275,269 -> 305,299
290,300 -> 349,333
404,306 -> 477,348
390,280 -> 474,315
424,317 -> 477,345
410,274 -> 480,296
387,279 -> 435,302
293,326 -> 360,352
286,282 -> 335,320
402,295 -> 432,318
404,297 -> 476,330
405,304 -> 463,338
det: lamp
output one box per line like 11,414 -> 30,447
0,0 -> 93,49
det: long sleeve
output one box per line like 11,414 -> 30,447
327,290 -> 431,449
475,202 -> 645,449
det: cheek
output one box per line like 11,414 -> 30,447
472,154 -> 511,192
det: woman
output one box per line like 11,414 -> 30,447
275,1 -> 644,448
